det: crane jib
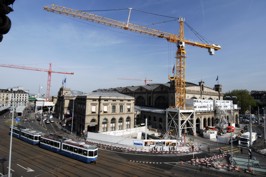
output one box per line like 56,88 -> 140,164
44,5 -> 221,51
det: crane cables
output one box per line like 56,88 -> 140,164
184,21 -> 210,44
79,7 -> 211,45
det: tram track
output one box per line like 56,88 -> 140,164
0,120 -> 179,177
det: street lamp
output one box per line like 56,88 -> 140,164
8,93 -> 15,177
263,107 -> 266,147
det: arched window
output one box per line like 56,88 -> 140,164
102,118 -> 108,132
126,117 -> 131,129
118,117 -> 123,130
111,118 -> 116,131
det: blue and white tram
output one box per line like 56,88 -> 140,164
40,134 -> 98,163
10,126 -> 44,145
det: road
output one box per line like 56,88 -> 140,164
0,114 -> 265,177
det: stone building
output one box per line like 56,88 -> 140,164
99,81 -> 239,136
0,87 -> 29,116
74,92 -> 135,135
53,87 -> 135,135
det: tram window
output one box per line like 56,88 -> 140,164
69,146 -> 74,152
63,144 -> 68,150
29,135 -> 33,139
94,150 -> 98,156
74,148 -> 78,153
83,150 -> 87,156
55,142 -> 59,148
78,148 -> 82,155
89,151 -> 93,157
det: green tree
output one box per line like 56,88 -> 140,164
224,90 -> 256,114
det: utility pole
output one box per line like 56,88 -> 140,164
8,93 -> 15,177
249,106 -> 252,147
263,107 -> 266,147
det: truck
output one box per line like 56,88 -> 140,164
238,132 -> 257,147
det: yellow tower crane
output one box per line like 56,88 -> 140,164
44,4 -> 221,109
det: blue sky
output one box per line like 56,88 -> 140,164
1,0 -> 265,96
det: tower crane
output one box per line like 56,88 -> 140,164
44,4 -> 221,109
118,77 -> 152,85
0,63 -> 74,100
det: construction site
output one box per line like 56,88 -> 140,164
1,2 -> 265,176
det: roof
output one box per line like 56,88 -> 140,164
84,91 -> 134,100
94,81 -> 217,94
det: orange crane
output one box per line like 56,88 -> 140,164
0,63 -> 74,99
44,4 -> 221,109
118,77 -> 152,85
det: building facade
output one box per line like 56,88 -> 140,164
53,87 -> 135,135
0,87 -> 29,115
99,81 -> 239,135
74,92 -> 135,135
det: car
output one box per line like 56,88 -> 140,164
257,133 -> 262,138
45,119 -> 50,124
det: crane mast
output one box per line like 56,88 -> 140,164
44,4 -> 221,109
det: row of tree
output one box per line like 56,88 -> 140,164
223,90 -> 265,115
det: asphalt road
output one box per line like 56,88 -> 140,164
1,112 -> 265,177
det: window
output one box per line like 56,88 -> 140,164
120,105 -> 123,113
102,118 -> 108,132
118,117 -> 123,130
89,151 -> 93,157
91,105 -> 96,113
78,148 -> 83,155
83,150 -> 87,156
111,118 -> 116,131
112,105 -> 116,113
103,105 -> 108,113
127,105 -> 131,112
126,117 -> 130,129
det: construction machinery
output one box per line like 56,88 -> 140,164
0,63 -> 74,99
44,4 -> 221,109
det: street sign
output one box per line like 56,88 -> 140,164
15,117 -> 20,123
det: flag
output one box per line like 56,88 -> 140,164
216,76 -> 218,81
62,78 -> 66,86
172,65 -> 175,74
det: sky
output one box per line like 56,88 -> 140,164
1,0 -> 266,97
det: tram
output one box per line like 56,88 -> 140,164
10,126 -> 44,145
10,126 -> 98,163
40,134 -> 98,163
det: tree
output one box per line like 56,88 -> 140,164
224,90 -> 256,114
